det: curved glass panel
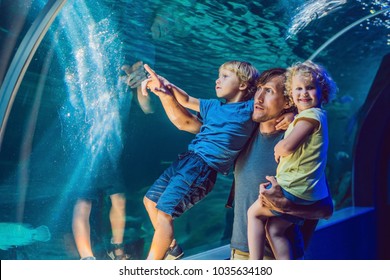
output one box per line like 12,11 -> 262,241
0,0 -> 389,260
0,0 -> 43,84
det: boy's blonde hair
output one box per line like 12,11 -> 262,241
219,60 -> 259,101
285,60 -> 337,105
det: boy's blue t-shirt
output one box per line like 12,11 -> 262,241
187,99 -> 257,174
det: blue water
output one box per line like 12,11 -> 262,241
0,0 -> 389,259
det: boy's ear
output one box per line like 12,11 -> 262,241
239,82 -> 248,91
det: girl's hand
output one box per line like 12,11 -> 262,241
275,112 -> 295,130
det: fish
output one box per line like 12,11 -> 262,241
0,223 -> 51,250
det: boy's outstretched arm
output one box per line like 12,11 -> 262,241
144,64 -> 200,112
160,93 -> 202,134
259,176 -> 334,220
142,64 -> 202,134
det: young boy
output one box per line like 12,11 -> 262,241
142,61 -> 260,260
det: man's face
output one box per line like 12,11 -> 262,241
252,75 -> 288,123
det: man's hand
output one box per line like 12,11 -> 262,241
260,175 -> 334,220
121,61 -> 148,89
259,176 -> 289,212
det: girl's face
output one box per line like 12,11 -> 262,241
291,73 -> 322,112
215,68 -> 243,102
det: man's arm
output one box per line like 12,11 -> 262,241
259,176 -> 334,220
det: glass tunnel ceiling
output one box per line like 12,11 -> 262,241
0,0 -> 389,259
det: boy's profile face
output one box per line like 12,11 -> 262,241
252,75 -> 289,123
215,68 -> 245,102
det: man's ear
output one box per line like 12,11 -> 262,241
283,94 -> 295,110
283,101 -> 291,110
283,97 -> 297,113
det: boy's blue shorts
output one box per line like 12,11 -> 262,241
145,151 -> 217,219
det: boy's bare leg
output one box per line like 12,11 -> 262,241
247,198 -> 273,260
72,199 -> 94,259
146,210 -> 174,260
144,196 -> 177,250
143,196 -> 159,229
110,193 -> 127,255
266,217 -> 293,259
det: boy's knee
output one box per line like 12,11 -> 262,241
156,211 -> 173,225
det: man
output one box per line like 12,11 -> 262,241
142,67 -> 333,259
229,68 -> 332,259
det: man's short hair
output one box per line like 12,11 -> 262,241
257,68 -> 294,111
257,68 -> 286,87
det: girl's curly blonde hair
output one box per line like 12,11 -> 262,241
285,60 -> 337,105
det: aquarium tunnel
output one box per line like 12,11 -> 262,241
0,0 -> 389,260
